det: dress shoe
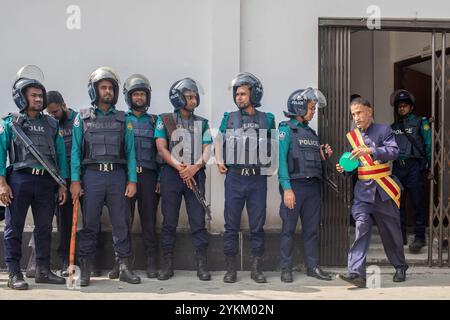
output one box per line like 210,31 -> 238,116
146,256 -> 158,278
280,268 -> 293,283
337,273 -> 366,288
250,256 -> 267,283
307,266 -> 333,281
223,256 -> 237,283
8,272 -> 29,290
35,266 -> 65,285
393,265 -> 408,282
409,238 -> 425,254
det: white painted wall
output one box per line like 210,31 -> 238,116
1,0 -> 450,232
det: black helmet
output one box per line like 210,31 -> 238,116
231,72 -> 263,108
12,65 -> 47,112
88,67 -> 120,106
169,78 -> 200,110
390,89 -> 415,109
123,74 -> 151,110
284,88 -> 327,118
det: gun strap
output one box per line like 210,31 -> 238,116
162,113 -> 178,140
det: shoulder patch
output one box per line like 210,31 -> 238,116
157,121 -> 164,131
423,123 -> 430,131
278,130 -> 286,141
73,116 -> 80,128
127,122 -> 133,131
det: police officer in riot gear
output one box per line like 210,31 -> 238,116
70,66 -> 140,286
26,91 -> 78,278
0,66 -> 68,289
390,90 -> 431,253
216,72 -> 276,283
108,74 -> 161,279
155,78 -> 212,281
278,88 -> 333,282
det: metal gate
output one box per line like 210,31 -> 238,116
318,26 -> 352,266
429,32 -> 450,267
318,19 -> 450,267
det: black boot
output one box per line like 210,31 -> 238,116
157,253 -> 174,280
79,258 -> 91,287
35,265 -> 65,285
251,256 -> 267,283
118,257 -> 141,284
281,268 -> 293,283
223,255 -> 237,283
60,259 -> 69,277
8,272 -> 29,290
25,248 -> 36,278
196,252 -> 211,281
146,256 -> 158,278
108,258 -> 120,279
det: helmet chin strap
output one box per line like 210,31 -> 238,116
132,104 -> 148,112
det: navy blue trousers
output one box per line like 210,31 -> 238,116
129,169 -> 159,256
77,169 -> 131,259
279,178 -> 321,269
160,166 -> 208,255
223,171 -> 267,257
348,192 -> 407,277
393,159 -> 426,240
4,170 -> 57,273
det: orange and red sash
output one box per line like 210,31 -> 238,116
346,128 -> 401,208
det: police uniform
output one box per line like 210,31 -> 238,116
391,114 -> 431,245
155,111 -> 211,263
219,109 -> 275,279
345,123 -> 408,281
278,119 -> 323,272
71,105 -> 139,284
126,110 -> 160,275
0,113 -> 68,279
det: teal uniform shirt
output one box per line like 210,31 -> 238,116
398,114 -> 431,161
0,113 -> 69,178
218,109 -> 276,168
154,110 -> 213,145
278,118 -> 310,191
71,106 -> 137,183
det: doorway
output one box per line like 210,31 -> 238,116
318,18 -> 450,267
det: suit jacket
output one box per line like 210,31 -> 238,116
350,122 -> 403,205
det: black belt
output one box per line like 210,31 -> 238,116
395,158 -> 420,167
86,163 -> 124,172
229,167 -> 261,176
136,166 -> 155,174
19,168 -> 50,176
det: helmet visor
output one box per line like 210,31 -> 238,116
301,88 -> 327,108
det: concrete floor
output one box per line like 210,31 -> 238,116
0,267 -> 449,300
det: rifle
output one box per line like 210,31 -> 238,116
189,178 -> 212,222
162,114 -> 212,219
321,145 -> 338,193
10,119 -> 67,191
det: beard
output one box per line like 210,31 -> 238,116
100,95 -> 112,104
